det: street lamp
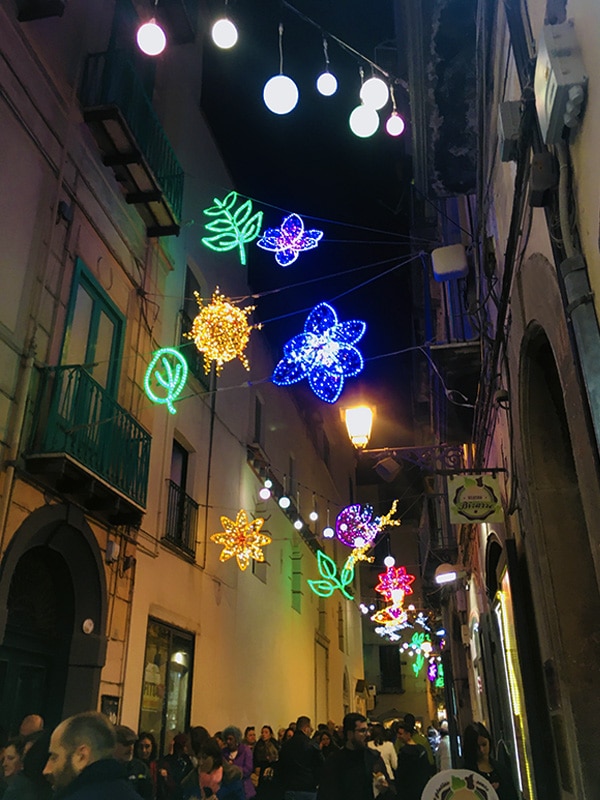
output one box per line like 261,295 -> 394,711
344,406 -> 373,448
434,563 -> 467,585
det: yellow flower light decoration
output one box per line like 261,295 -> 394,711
185,288 -> 261,374
210,509 -> 271,571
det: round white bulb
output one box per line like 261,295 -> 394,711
309,510 -> 319,521
264,478 -> 273,489
316,72 -> 338,97
355,536 -> 365,548
323,526 -> 335,539
259,487 -> 271,501
294,519 -> 303,530
137,19 -> 167,56
360,76 -> 389,110
263,75 -> 299,115
384,555 -> 395,568
349,105 -> 379,138
211,17 -> 238,49
279,495 -> 291,509
386,112 -> 405,137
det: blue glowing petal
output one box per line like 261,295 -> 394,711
257,230 -> 283,251
305,302 -> 337,335
281,213 -> 304,240
336,344 -> 364,377
276,248 -> 300,267
308,363 -> 345,403
330,320 -> 367,346
272,357 -> 309,386
282,332 -> 317,361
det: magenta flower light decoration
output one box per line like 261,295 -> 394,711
272,302 -> 366,403
257,213 -> 323,266
374,564 -> 415,605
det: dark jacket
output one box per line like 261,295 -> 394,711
54,758 -> 141,800
276,730 -> 323,792
124,757 -> 154,800
317,747 -> 382,800
394,744 -> 431,800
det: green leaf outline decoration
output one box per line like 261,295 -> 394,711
201,191 -> 264,265
144,348 -> 189,415
308,551 -> 354,600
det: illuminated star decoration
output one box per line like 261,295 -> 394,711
272,302 -> 366,403
185,288 -> 261,374
144,347 -> 188,414
257,213 -> 324,266
201,191 -> 263,266
210,509 -> 271,571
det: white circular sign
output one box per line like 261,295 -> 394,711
421,770 -> 499,800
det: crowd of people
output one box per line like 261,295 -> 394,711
0,711 -> 520,800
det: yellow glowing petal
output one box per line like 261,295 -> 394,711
210,509 -> 271,571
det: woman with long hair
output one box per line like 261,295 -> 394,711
462,723 -> 519,800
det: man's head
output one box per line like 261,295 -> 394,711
295,716 -> 312,737
396,721 -> 413,745
20,714 -> 44,737
342,713 -> 369,750
43,712 -> 116,792
114,725 -> 137,763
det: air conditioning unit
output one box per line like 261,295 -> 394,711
498,101 -> 521,162
534,20 -> 587,145
431,244 -> 468,282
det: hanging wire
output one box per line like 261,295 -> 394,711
322,35 -> 330,69
278,22 -> 285,74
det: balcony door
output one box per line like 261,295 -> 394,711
61,260 -> 124,396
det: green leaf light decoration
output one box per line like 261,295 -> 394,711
201,191 -> 263,265
144,347 -> 188,414
308,551 -> 354,600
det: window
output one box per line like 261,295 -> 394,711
253,396 -> 264,447
139,619 -> 193,756
164,440 -> 198,555
61,260 -> 124,396
379,646 -> 403,693
181,267 -> 209,389
337,603 -> 345,652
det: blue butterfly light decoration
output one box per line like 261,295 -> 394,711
257,213 -> 323,266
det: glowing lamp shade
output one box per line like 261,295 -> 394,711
259,487 -> 271,501
263,75 -> 299,115
322,526 -> 335,539
349,105 -> 379,138
278,495 -> 291,509
137,19 -> 167,56
309,510 -> 319,522
386,111 -> 405,137
434,563 -> 465,585
294,519 -> 303,530
316,71 -> 338,96
211,17 -> 238,49
360,76 -> 389,110
345,405 -> 373,448
384,555 -> 395,568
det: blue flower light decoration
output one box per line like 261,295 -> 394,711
272,302 -> 366,403
257,213 -> 324,266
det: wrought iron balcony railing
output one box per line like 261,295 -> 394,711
27,366 -> 151,518
80,49 -> 184,236
164,479 -> 198,555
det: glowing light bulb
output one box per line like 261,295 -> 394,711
211,17 -> 238,49
354,536 -> 365,548
386,111 -> 405,137
263,75 -> 299,115
259,487 -> 271,501
384,555 -> 395,568
264,479 -> 273,489
322,526 -> 335,539
309,510 -> 319,522
279,495 -> 291,509
137,19 -> 167,56
360,76 -> 389,110
349,105 -> 379,138
316,72 -> 338,96
294,519 -> 303,530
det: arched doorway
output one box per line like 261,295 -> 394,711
519,323 -> 600,796
0,504 -> 107,734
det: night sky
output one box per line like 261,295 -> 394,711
200,0 -> 418,436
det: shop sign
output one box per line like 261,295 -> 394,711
447,475 -> 503,524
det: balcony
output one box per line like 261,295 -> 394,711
26,366 -> 151,526
80,50 -> 184,237
163,480 -> 198,557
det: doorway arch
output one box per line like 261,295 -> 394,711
0,503 -> 107,733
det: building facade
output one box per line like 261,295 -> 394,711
0,0 -> 365,748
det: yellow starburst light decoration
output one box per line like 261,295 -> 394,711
210,509 -> 271,571
185,288 -> 261,374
